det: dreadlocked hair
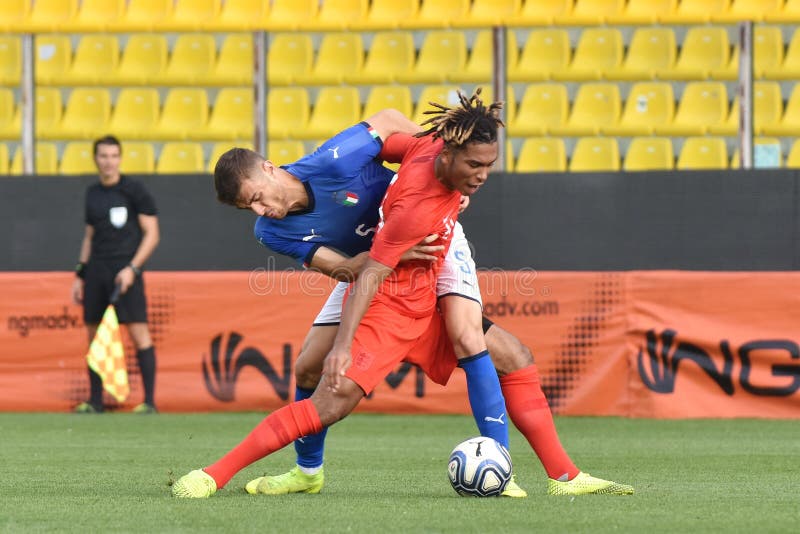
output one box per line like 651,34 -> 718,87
414,88 -> 504,148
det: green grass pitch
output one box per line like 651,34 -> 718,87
0,413 -> 795,533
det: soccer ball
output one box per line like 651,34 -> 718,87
447,437 -> 512,497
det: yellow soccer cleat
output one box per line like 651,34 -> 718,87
245,466 -> 324,495
132,403 -> 158,414
172,469 -> 217,498
501,474 -> 528,498
548,471 -> 634,496
74,402 -> 102,414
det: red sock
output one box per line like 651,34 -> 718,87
204,399 -> 322,488
500,365 -> 580,481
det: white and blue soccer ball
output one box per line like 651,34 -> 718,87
447,437 -> 512,497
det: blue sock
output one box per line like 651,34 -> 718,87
458,351 -> 509,450
294,386 -> 328,468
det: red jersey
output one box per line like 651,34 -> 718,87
371,133 -> 461,318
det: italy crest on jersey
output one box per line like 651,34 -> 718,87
334,190 -> 359,207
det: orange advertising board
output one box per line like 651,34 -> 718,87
1,271 -> 798,418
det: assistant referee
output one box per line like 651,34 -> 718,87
71,135 -> 160,414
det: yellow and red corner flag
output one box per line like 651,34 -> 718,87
85,287 -> 129,402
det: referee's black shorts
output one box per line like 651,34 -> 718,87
83,257 -> 148,325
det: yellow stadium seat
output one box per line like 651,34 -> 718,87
295,33 -> 363,86
515,137 -> 567,172
302,87 -> 362,140
762,27 -> 800,80
708,81 -> 782,136
730,137 -> 782,169
54,88 -> 112,140
569,137 -> 620,172
23,0 -> 78,32
606,82 -> 674,136
207,141 -> 255,173
160,0 -> 221,31
607,28 -> 676,81
267,87 -> 310,139
713,0 -> 782,21
61,35 -> 119,86
752,26 -> 785,79
453,0 -> 521,27
412,85 -> 461,125
0,0 -> 29,33
60,142 -> 96,175
661,0 -> 731,23
552,83 -> 620,136
623,137 -> 674,171
555,0 -> 625,25
202,33 -> 252,86
268,0 -> 318,31
762,83 -> 800,136
155,34 -> 216,85
401,0 -> 470,29
35,35 -> 72,86
351,0 -> 419,30
608,0 -> 677,24
676,137 -> 728,170
0,89 -> 19,140
120,142 -> 156,174
346,32 -> 414,84
657,82 -> 728,136
508,29 -> 570,82
212,0 -> 269,31
266,141 -> 304,167
10,142 -> 58,175
507,83 -> 568,136
34,88 -> 62,138
195,88 -> 253,141
509,0 -> 573,26
107,0 -> 173,32
362,86 -> 414,120
267,33 -> 313,87
450,30 -> 518,83
785,138 -> 800,167
65,0 -> 125,31
0,143 -> 8,174
765,0 -> 800,21
108,88 -> 161,140
113,34 -> 168,86
153,88 -> 209,140
0,36 -> 21,87
661,26 -> 730,80
396,31 -> 467,84
305,0 -> 368,31
552,28 -> 623,81
156,142 -> 205,174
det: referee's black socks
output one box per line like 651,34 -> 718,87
136,346 -> 156,407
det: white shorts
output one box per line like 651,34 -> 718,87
312,222 -> 482,326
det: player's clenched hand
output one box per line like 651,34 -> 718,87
400,233 -> 443,263
458,195 -> 470,213
323,346 -> 352,392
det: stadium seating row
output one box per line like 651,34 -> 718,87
2,136 -> 796,176
3,82 -> 800,143
2,25 -> 798,88
0,0 -> 797,34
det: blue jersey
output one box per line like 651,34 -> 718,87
255,122 -> 395,266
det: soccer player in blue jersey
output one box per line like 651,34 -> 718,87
174,106 -> 633,498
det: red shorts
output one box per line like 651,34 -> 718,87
346,301 -> 457,394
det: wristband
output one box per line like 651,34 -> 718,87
75,262 -> 86,279
129,263 -> 142,276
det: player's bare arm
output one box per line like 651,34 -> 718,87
115,214 -> 159,294
308,236 -> 443,282
365,108 -> 423,139
71,225 -> 94,305
323,257 -> 394,392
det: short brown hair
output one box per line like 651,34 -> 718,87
213,148 -> 264,205
93,135 -> 122,156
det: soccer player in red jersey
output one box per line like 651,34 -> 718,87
172,91 -> 633,498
